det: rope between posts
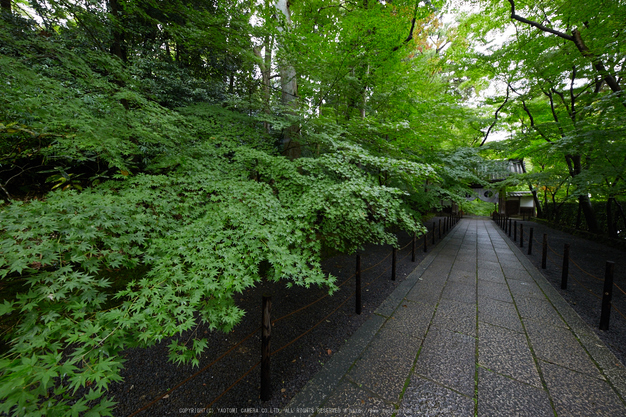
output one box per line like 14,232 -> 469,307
547,242 -> 564,258
545,251 -> 626,320
198,260 -> 393,413
361,251 -> 391,273
569,258 -> 602,282
400,238 -> 413,251
129,233 -> 426,416
127,325 -> 262,417
533,237 -> 626,297
196,361 -> 261,416
569,273 -> 602,300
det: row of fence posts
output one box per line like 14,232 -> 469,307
260,214 -> 462,400
492,213 -> 616,332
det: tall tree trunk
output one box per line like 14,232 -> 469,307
1,0 -> 11,14
565,154 -> 600,233
109,0 -> 127,62
254,36 -> 272,134
531,187 -> 543,218
275,0 -> 300,160
615,200 -> 626,237
360,64 -> 369,119
607,198 -> 617,238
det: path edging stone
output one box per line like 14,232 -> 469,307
493,224 -> 626,404
281,231 -> 452,416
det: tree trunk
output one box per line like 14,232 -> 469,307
571,29 -> 623,100
530,187 -> 543,218
254,36 -> 272,134
577,194 -> 598,233
275,0 -> 300,160
607,198 -> 617,238
565,154 -> 600,233
615,200 -> 626,238
109,0 -> 127,62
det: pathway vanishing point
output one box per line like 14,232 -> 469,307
281,217 -> 626,416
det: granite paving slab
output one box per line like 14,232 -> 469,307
541,361 -> 625,417
478,296 -> 523,333
477,279 -> 513,303
281,218 -> 626,417
477,368 -> 553,417
478,322 -> 541,387
432,297 -> 476,337
397,377 -> 474,417
515,296 -> 567,328
413,326 -> 476,397
524,319 -> 602,377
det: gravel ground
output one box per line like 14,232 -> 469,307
495,217 -> 626,366
108,216 -> 455,417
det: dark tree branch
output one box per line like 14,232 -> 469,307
507,0 -> 624,107
594,77 -> 605,94
481,86 -> 509,146
543,88 -> 565,137
569,66 -> 577,122
392,0 -> 435,52
509,83 -> 552,143
507,0 -> 573,41
551,87 -> 570,117
571,29 -> 624,99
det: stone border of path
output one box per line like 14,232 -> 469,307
495,221 -> 626,403
280,226 -> 449,415
281,218 -> 626,416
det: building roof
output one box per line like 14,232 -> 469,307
476,159 -> 526,182
507,191 -> 533,197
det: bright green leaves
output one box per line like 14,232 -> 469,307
0,121 -> 430,415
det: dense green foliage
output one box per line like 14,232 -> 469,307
0,2 -> 453,415
2,0 -> 623,415
460,0 -> 626,235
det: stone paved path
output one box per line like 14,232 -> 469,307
281,218 -> 626,416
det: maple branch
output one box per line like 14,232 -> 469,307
507,0 -> 624,108
507,0 -> 573,41
509,83 -> 553,143
481,86 -> 509,146
392,0 -> 437,52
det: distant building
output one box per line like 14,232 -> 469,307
465,159 -> 535,217
501,191 -> 535,217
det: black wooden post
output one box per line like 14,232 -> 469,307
542,234 -> 547,269
432,223 -> 436,244
439,219 -> 442,239
391,247 -> 397,281
356,254 -> 362,315
508,219 -> 512,237
561,244 -> 570,289
424,230 -> 428,252
261,295 -> 272,401
412,232 -> 416,262
528,228 -> 533,255
514,220 -> 517,241
520,224 -> 524,248
599,261 -> 615,330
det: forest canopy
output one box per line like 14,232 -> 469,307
1,0 -> 625,415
